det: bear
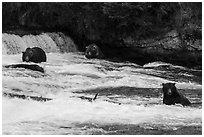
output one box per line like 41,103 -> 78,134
22,47 -> 47,63
85,44 -> 104,59
162,83 -> 191,106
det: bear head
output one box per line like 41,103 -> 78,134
162,83 -> 181,105
22,48 -> 33,62
85,44 -> 100,59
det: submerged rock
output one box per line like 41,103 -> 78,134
5,64 -> 45,73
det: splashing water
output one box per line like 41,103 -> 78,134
2,32 -> 78,55
2,33 -> 202,135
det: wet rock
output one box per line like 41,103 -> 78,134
3,92 -> 52,102
4,64 -> 44,73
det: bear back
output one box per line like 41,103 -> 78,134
22,47 -> 47,63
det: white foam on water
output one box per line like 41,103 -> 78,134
2,52 -> 202,134
2,53 -> 201,92
2,33 -> 27,54
37,33 -> 59,53
2,96 -> 201,134
143,61 -> 186,70
2,33 -> 77,55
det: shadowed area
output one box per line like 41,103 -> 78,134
4,64 -> 45,73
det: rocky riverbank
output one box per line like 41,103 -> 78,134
2,2 -> 202,69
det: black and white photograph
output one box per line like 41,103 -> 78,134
2,2 -> 202,135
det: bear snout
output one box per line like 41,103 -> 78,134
167,89 -> 172,95
25,56 -> 30,62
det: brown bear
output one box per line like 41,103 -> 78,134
85,44 -> 104,59
22,47 -> 47,63
162,83 -> 191,106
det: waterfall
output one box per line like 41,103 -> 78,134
2,32 -> 78,55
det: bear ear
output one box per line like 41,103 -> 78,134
161,83 -> 165,86
29,50 -> 33,53
22,52 -> 25,54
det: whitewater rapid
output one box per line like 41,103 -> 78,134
2,32 -> 202,134
2,52 -> 202,135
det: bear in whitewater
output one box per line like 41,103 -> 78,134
22,47 -> 47,63
162,83 -> 191,106
85,44 -> 104,59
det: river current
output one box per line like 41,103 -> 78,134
2,33 -> 202,135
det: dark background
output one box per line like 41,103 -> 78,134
2,2 -> 202,68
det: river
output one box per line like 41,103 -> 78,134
2,33 -> 202,135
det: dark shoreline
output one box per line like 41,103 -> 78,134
3,29 -> 202,70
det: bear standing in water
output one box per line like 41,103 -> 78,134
85,44 -> 104,59
22,47 -> 47,63
162,83 -> 191,106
